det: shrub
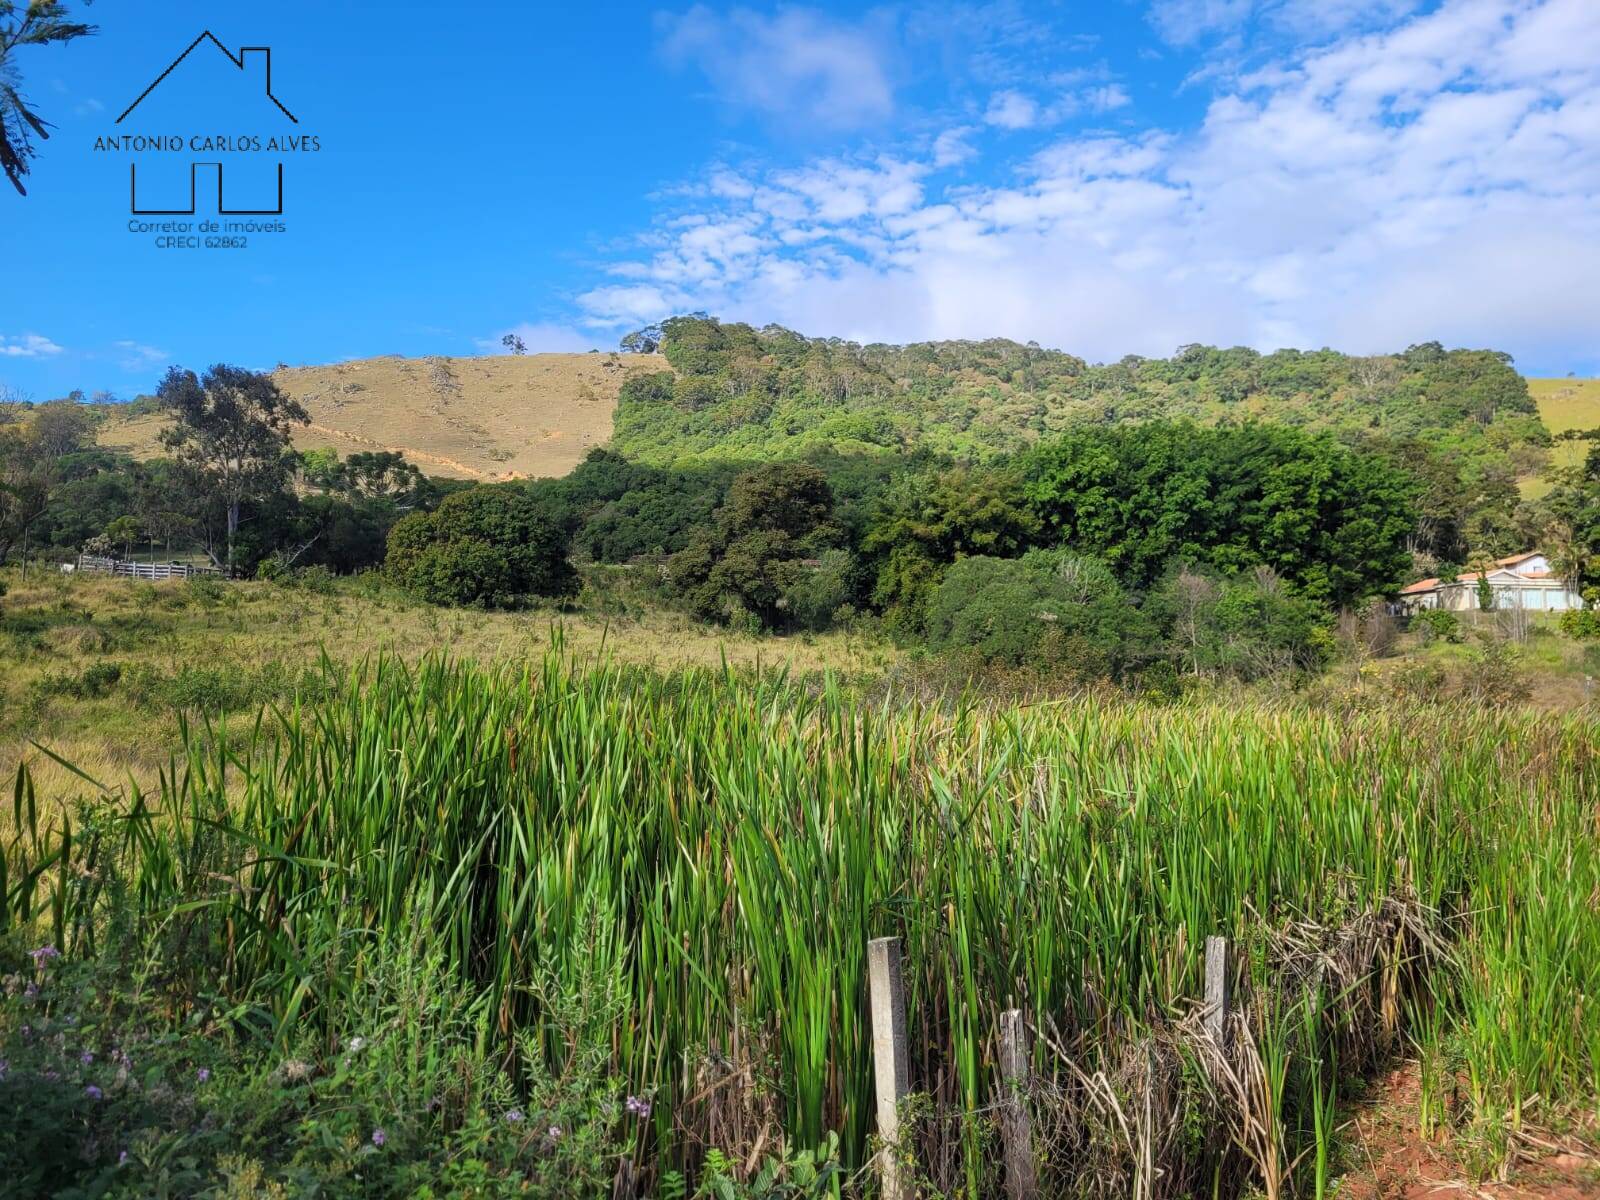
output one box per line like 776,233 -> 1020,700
186,574 -> 229,606
1556,609 -> 1600,641
1413,608 -> 1464,644
1458,635 -> 1532,704
384,484 -> 578,609
30,660 -> 123,704
1391,660 -> 1448,703
923,551 -> 1147,677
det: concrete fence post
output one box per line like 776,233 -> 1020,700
1205,934 -> 1230,1048
868,936 -> 911,1200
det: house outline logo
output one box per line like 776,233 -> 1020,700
117,31 -> 298,216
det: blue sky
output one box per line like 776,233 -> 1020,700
3,0 -> 1598,401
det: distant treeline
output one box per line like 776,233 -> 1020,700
615,316 -> 1549,563
4,318 -> 1598,686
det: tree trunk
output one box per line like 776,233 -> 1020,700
227,498 -> 239,577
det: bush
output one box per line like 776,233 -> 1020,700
1556,609 -> 1600,641
1391,660 -> 1448,703
0,905 -> 651,1199
923,552 -> 1148,677
30,660 -> 123,703
186,574 -> 230,606
384,483 -> 578,609
1413,608 -> 1464,644
1458,635 -> 1532,704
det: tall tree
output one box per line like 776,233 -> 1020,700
29,396 -> 93,456
157,364 -> 308,573
0,418 -> 49,563
0,1 -> 96,195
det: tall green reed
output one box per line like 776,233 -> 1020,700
4,651 -> 1595,1193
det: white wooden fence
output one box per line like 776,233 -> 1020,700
73,554 -> 223,581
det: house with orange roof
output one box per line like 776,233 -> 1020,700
1398,551 -> 1583,613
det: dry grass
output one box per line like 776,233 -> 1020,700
97,351 -> 669,481
1522,377 -> 1600,498
0,570 -> 894,817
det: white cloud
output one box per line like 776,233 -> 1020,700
984,89 -> 1042,129
1150,0 -> 1421,44
481,322 -> 599,354
658,5 -> 895,129
580,0 -> 1600,371
1084,83 -> 1131,112
113,340 -> 167,370
1149,0 -> 1254,45
932,126 -> 978,168
0,333 -> 63,358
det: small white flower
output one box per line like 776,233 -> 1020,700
347,1036 -> 366,1053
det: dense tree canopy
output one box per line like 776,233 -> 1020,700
1022,421 -> 1418,605
663,463 -> 843,630
385,483 -> 579,608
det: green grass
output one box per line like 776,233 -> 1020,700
1522,377 -> 1600,497
5,651 -> 1596,1196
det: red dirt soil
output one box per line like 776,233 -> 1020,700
1337,1063 -> 1598,1200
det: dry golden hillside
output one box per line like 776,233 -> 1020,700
97,352 -> 667,480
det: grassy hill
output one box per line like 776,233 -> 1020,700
97,352 -> 666,480
1523,376 -> 1600,496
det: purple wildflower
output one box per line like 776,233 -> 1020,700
196,1067 -> 210,1083
504,1108 -> 524,1124
625,1094 -> 652,1118
80,1051 -> 95,1066
118,1151 -> 128,1166
23,983 -> 38,1000
84,1084 -> 103,1100
547,1125 -> 563,1140
371,1128 -> 386,1148
29,945 -> 60,967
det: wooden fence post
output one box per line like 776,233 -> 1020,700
998,1008 -> 1038,1200
1205,935 -> 1230,1047
868,936 -> 911,1200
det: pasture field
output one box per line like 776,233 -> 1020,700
1523,377 -> 1600,497
2,588 -> 1597,1196
0,571 -> 893,817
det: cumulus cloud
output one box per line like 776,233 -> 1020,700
581,0 -> 1600,370
0,333 -> 63,358
658,5 -> 896,129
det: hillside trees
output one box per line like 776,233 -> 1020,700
157,365 -> 308,573
663,462 -> 843,630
